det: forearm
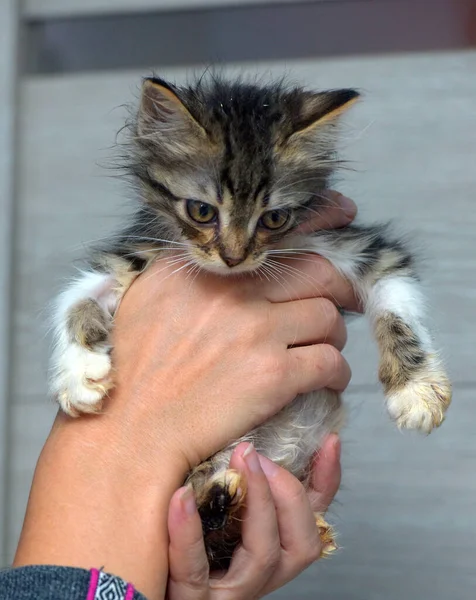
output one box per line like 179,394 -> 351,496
13,412 -> 186,600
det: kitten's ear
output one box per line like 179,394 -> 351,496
138,78 -> 207,155
290,89 -> 360,137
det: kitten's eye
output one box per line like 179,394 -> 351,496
259,209 -> 290,230
186,200 -> 217,224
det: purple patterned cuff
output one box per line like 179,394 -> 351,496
87,569 -> 135,600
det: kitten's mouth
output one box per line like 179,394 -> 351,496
189,251 -> 264,276
201,261 -> 263,276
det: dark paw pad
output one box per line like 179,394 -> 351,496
198,483 -> 236,534
192,469 -> 245,569
197,469 -> 244,534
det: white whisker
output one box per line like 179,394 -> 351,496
261,261 -> 296,301
267,257 -> 341,307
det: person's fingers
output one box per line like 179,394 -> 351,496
260,255 -> 361,312
167,487 -> 210,600
273,297 -> 347,350
287,343 -> 351,395
252,455 -> 323,596
307,434 -> 342,513
209,443 -> 280,598
295,191 -> 357,233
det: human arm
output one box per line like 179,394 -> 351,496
1,436 -> 339,600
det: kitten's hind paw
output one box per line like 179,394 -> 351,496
386,360 -> 452,434
52,344 -> 114,417
314,513 -> 338,558
186,465 -> 246,569
196,469 -> 246,535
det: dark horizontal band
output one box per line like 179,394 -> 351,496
23,0 -> 476,75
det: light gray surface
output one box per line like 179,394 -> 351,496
5,50 -> 476,600
0,0 -> 19,566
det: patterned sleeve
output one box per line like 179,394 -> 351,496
0,566 -> 148,600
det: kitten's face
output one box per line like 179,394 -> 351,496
153,185 -> 297,275
133,77 -> 358,275
146,159 -> 323,275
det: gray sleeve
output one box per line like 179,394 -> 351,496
0,565 -> 148,600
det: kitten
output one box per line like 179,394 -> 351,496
49,76 -> 452,569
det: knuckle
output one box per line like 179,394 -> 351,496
314,344 -> 351,389
170,561 -> 209,592
317,343 -> 342,371
261,352 -> 288,384
254,545 -> 281,574
242,308 -> 270,343
306,533 -> 323,564
239,320 -> 258,345
286,478 -> 309,506
317,298 -> 340,326
270,543 -> 283,568
268,546 -> 282,570
209,289 -> 233,311
316,260 -> 336,288
254,311 -> 271,337
296,530 -> 322,569
184,570 -> 209,591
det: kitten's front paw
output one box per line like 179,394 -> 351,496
386,362 -> 452,433
52,344 -> 113,417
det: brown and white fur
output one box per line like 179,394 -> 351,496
49,76 -> 451,568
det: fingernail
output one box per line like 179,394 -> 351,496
339,194 -> 357,220
243,443 -> 262,473
180,486 -> 197,516
258,455 -> 279,478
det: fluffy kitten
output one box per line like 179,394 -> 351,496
49,76 -> 452,568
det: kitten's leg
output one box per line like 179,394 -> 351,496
306,226 -> 452,433
50,261 -> 138,416
367,274 -> 451,432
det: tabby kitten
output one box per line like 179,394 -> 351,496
50,76 -> 451,568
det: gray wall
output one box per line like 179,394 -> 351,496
1,1 -> 476,598
0,0 -> 19,567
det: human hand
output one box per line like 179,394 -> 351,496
166,435 -> 341,600
101,191 -> 358,479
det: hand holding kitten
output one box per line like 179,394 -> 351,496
107,200 -> 358,477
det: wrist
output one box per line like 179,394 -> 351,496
14,411 -> 186,599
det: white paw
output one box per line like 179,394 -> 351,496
51,343 -> 114,416
386,368 -> 452,434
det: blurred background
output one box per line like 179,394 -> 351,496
1,0 -> 475,598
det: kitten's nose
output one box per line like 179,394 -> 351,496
221,254 -> 245,268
